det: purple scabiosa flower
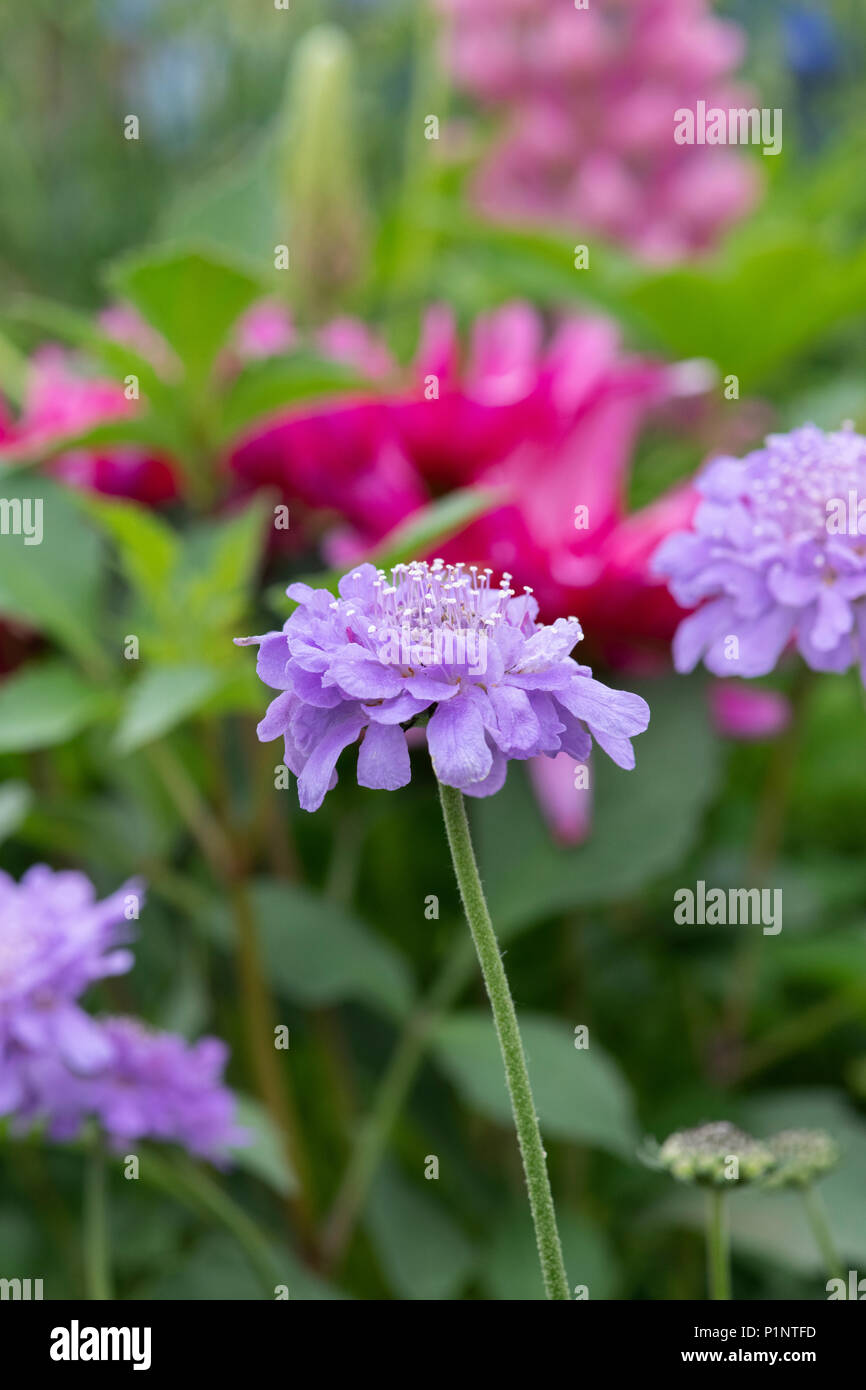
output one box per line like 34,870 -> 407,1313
0,866 -> 138,1099
12,1020 -> 244,1161
653,424 -> 866,680
0,866 -> 244,1163
236,560 -> 651,811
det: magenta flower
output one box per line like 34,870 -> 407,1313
654,424 -> 866,680
236,560 -> 650,811
437,0 -> 760,260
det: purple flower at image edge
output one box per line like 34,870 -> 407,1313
0,867 -> 244,1162
653,425 -> 866,681
237,560 -> 651,811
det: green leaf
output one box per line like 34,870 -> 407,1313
208,878 -> 413,1018
81,495 -> 179,607
230,1095 -> 297,1198
219,353 -> 369,443
5,295 -> 174,410
481,1203 -> 619,1301
0,781 -> 33,843
0,477 -> 106,671
115,665 -> 223,753
366,1164 -> 476,1300
0,661 -> 107,752
476,677 -> 721,934
108,247 -> 263,386
432,1011 -> 639,1157
176,499 -> 267,635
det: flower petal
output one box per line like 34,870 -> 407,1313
427,695 -> 493,787
357,723 -> 411,790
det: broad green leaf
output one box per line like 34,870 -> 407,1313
115,664 -> 223,753
476,677 -> 721,934
433,1011 -> 639,1157
0,781 -> 33,843
108,247 -> 263,386
208,878 -> 413,1018
0,477 -> 106,671
81,494 -> 179,606
0,661 -> 107,752
366,1164 -> 476,1300
481,1202 -> 619,1301
176,499 -> 267,635
230,1095 -> 296,1198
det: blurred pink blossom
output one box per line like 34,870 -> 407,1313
437,0 -> 761,260
709,682 -> 792,741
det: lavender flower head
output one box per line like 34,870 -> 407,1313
0,866 -> 243,1161
237,560 -> 651,810
0,866 -> 137,1083
15,1020 -> 246,1160
654,425 -> 866,680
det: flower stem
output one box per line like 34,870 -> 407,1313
706,1189 -> 731,1300
801,1184 -> 843,1281
83,1140 -> 112,1301
436,782 -> 570,1301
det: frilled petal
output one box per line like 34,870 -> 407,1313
357,723 -> 411,790
486,684 -> 540,753
702,606 -> 795,678
297,707 -> 368,811
587,725 -> 636,769
427,695 -> 493,787
364,691 -> 430,724
671,598 -> 735,673
324,646 -> 404,699
556,674 -> 650,738
256,690 -> 296,742
462,744 -> 508,798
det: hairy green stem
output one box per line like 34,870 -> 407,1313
706,1189 -> 731,1300
437,782 -> 570,1301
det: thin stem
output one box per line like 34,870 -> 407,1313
83,1140 -> 112,1301
146,739 -> 318,1256
801,1184 -> 843,1282
706,1189 -> 731,1300
437,782 -> 570,1301
319,934 -> 471,1271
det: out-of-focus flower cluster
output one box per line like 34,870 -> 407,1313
0,866 -> 243,1161
654,424 -> 866,681
655,1121 -> 776,1186
437,0 -> 760,260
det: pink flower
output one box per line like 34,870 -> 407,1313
710,683 -> 792,741
2,347 -> 178,506
437,0 -> 761,260
528,752 -> 593,847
